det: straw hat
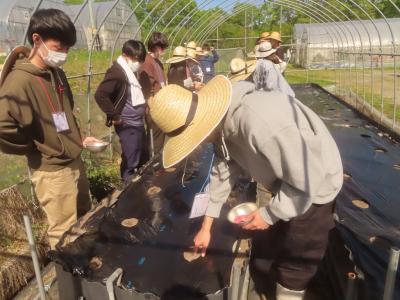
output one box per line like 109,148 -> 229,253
228,58 -> 256,83
166,46 -> 188,64
149,75 -> 232,168
186,41 -> 197,50
255,41 -> 276,58
186,49 -> 200,64
259,31 -> 270,41
268,31 -> 282,42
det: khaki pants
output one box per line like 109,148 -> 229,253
31,158 -> 91,249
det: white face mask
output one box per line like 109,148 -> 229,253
39,41 -> 68,68
128,60 -> 140,73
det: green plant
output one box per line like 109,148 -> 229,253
84,157 -> 122,202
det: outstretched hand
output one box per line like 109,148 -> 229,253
193,228 -> 211,257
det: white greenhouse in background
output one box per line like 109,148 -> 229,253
0,0 -> 140,55
293,18 -> 400,68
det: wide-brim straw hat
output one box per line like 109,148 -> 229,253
229,58 -> 256,83
268,31 -> 282,42
149,75 -> 232,168
255,41 -> 276,58
166,46 -> 188,64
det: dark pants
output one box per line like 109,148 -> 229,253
115,124 -> 144,183
251,200 -> 335,291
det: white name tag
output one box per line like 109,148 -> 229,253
189,192 -> 210,219
206,67 -> 211,73
52,112 -> 69,132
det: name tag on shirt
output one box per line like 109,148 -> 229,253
189,192 -> 210,219
52,112 -> 69,132
206,67 -> 211,73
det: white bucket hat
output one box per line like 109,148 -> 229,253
255,41 -> 276,58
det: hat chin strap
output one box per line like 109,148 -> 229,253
167,93 -> 198,137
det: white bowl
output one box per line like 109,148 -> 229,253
227,202 -> 258,224
84,141 -> 109,153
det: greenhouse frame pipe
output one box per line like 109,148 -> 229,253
86,0 -> 121,135
346,0 -> 383,118
195,0 -> 346,51
363,0 -> 396,125
196,1 -> 341,59
177,0 -> 234,47
334,0 -> 374,108
132,0 -> 166,39
22,0 -> 44,45
72,0 -> 89,24
167,0 -> 217,46
110,0 -> 147,66
163,0 -> 215,51
197,0 -> 344,53
180,0 -> 237,43
144,0 -> 194,43
274,0 -> 352,92
319,0 -> 366,100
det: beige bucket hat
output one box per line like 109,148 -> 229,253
228,58 -> 256,83
166,46 -> 188,64
186,41 -> 197,50
268,31 -> 282,42
166,46 -> 187,64
186,49 -> 200,64
255,41 -> 276,58
259,31 -> 270,41
149,75 -> 232,168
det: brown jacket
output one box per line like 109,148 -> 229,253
138,54 -> 165,99
0,57 -> 82,171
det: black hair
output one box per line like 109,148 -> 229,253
202,43 -> 210,51
167,61 -> 187,88
122,40 -> 147,63
27,9 -> 76,47
147,32 -> 169,52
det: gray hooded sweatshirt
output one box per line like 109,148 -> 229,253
206,81 -> 343,224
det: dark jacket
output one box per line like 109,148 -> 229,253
138,54 -> 165,99
95,62 -> 130,127
0,57 -> 82,171
276,47 -> 285,61
199,50 -> 219,83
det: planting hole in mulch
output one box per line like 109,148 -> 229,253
352,199 -> 370,209
89,257 -> 103,270
147,186 -> 161,196
121,218 -> 139,228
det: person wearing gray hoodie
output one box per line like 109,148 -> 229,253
148,76 -> 343,299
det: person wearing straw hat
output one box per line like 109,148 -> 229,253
256,31 -> 270,45
254,41 -> 294,97
187,48 -> 204,84
148,76 -> 343,300
166,46 -> 202,91
268,31 -> 285,63
186,41 -> 197,51
228,57 -> 256,83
